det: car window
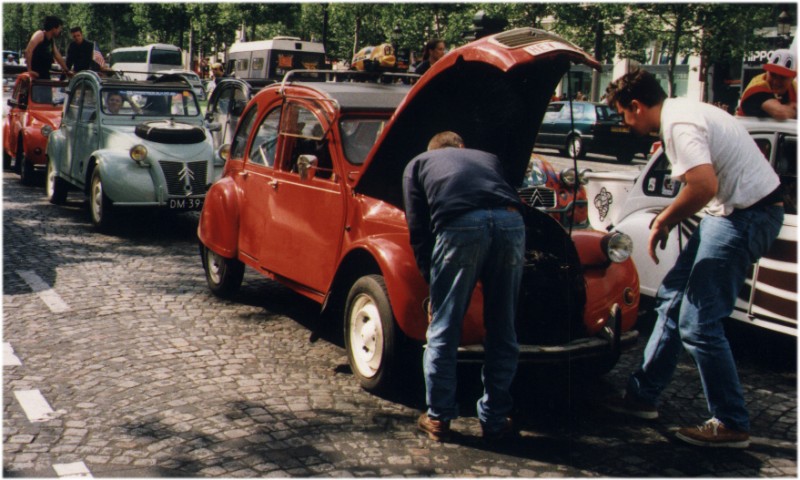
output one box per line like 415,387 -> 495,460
112,89 -> 199,116
14,77 -> 29,104
248,108 -> 280,167
102,90 -> 136,115
214,86 -> 235,115
65,83 -> 84,123
280,103 -> 334,179
231,105 -> 259,159
339,117 -> 387,165
776,134 -> 797,215
642,149 -> 680,198
80,83 -> 97,122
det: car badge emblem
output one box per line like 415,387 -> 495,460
178,164 -> 195,196
529,189 -> 545,207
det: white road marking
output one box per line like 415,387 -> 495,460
16,270 -> 70,313
53,461 -> 93,478
4,342 -> 22,366
13,389 -> 64,423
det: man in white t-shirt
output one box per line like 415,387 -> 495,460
603,69 -> 784,449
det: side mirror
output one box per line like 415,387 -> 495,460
207,122 -> 222,132
297,154 -> 318,180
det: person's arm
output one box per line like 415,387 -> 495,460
402,162 -> 434,283
760,98 -> 797,120
65,43 -> 74,71
52,45 -> 71,76
648,163 -> 717,263
24,31 -> 43,77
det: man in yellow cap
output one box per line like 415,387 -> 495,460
737,49 -> 797,119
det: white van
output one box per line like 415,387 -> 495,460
109,44 -> 183,81
226,37 -> 326,81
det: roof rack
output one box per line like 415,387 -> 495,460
279,69 -> 420,95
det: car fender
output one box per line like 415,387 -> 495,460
91,150 -> 158,203
45,129 -> 67,170
21,125 -> 48,164
348,235 -> 485,344
614,209 -> 684,298
198,176 -> 240,258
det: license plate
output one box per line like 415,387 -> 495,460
611,126 -> 629,133
168,198 -> 204,210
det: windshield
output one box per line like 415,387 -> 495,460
339,117 -> 388,165
101,88 -> 199,116
31,84 -> 67,105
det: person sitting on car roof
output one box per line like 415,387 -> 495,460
737,49 -> 797,120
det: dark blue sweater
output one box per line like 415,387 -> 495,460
402,147 -> 523,281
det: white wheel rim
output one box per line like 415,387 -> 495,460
46,163 -> 55,198
348,293 -> 384,378
570,138 -> 580,157
91,175 -> 103,222
207,249 -> 223,285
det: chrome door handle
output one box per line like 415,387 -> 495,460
270,180 -> 279,190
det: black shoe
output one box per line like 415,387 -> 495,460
481,417 -> 519,443
605,394 -> 659,420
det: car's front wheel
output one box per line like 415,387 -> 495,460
344,275 -> 399,393
616,149 -> 635,164
46,158 -> 68,205
19,153 -> 35,186
566,134 -> 585,159
201,244 -> 244,297
89,168 -> 114,229
13,139 -> 23,174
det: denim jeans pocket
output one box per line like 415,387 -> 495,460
436,225 -> 484,267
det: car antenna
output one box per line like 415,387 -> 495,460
565,68 -> 579,238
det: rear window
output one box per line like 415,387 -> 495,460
339,117 -> 387,165
150,49 -> 182,66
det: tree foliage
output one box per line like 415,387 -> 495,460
1,1 -> 789,87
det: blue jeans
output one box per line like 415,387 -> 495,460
424,207 -> 525,432
627,205 -> 783,432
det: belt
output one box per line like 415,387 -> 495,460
742,186 -> 784,211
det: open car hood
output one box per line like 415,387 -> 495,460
355,28 -> 600,208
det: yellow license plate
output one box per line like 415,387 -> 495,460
611,126 -> 629,133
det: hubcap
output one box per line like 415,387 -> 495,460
46,163 -> 55,197
349,293 -> 384,378
91,176 -> 103,222
206,249 -> 223,285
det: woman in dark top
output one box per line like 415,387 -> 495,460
414,39 -> 446,76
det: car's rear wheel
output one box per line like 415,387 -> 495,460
19,155 -> 35,186
566,134 -> 585,159
201,244 -> 244,297
46,158 -> 68,205
616,149 -> 635,164
344,275 -> 398,393
89,168 -> 114,230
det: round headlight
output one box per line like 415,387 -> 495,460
40,125 -> 53,137
578,168 -> 591,185
560,168 -> 577,187
130,144 -> 148,163
217,143 -> 231,162
603,232 -> 633,263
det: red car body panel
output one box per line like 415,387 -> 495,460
3,74 -> 66,170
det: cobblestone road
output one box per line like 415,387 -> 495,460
3,171 -> 797,477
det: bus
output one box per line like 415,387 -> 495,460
109,44 -> 183,81
226,37 -> 326,81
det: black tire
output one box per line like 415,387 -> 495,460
201,244 -> 244,297
13,139 -> 23,174
89,168 -> 114,230
344,274 -> 399,393
566,134 -> 585,159
19,156 -> 35,186
3,148 -> 11,170
616,150 -> 635,164
46,158 -> 68,205
135,121 -> 206,144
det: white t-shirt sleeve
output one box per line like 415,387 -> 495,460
665,122 -> 712,180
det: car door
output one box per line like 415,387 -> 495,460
256,100 -> 346,293
70,81 -> 99,184
745,131 -> 797,334
7,76 -> 30,157
206,83 -> 235,148
58,81 -> 83,181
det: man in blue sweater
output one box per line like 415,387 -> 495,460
402,131 -> 525,443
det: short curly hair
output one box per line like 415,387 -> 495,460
427,131 -> 464,151
605,69 -> 667,109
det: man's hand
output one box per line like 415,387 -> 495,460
647,215 -> 671,264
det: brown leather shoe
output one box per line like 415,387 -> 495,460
417,413 -> 451,442
676,418 -> 750,448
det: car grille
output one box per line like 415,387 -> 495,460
518,186 -> 557,209
492,28 -> 571,49
159,160 -> 208,197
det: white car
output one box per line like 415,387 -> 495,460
157,69 -> 206,101
585,117 -> 797,336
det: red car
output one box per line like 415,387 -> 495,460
521,153 -> 589,228
3,73 -> 68,185
198,28 -> 640,392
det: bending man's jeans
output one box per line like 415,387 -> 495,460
627,204 -> 784,432
424,207 -> 525,431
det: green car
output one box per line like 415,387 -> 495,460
45,71 -> 225,230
